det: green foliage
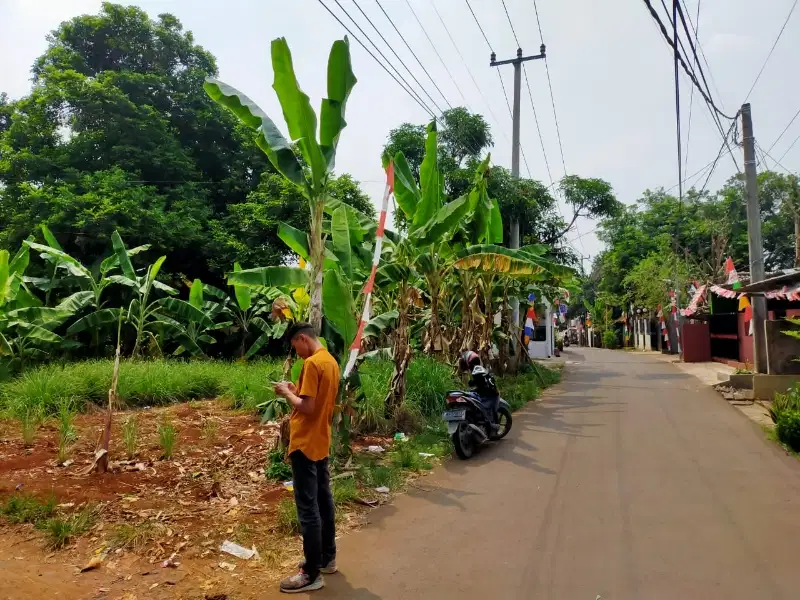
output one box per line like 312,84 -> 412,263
332,478 -> 359,505
276,498 -> 300,534
157,419 -> 177,459
2,494 -> 56,524
497,367 -> 560,412
18,405 -> 43,447
265,448 -> 292,482
775,410 -> 800,452
56,397 -> 77,463
122,416 -> 139,458
38,506 -> 96,550
603,330 -> 619,349
769,386 -> 800,424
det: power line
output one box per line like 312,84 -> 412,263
681,0 -> 701,176
464,0 -> 493,50
777,132 -> 800,164
403,0 -> 469,106
350,0 -> 445,115
766,105 -> 800,155
495,69 -> 533,179
680,0 -> 723,104
430,0 -> 510,145
642,0 -> 736,121
531,0 -> 568,175
523,65 -> 554,187
672,0 -> 684,208
744,0 -> 799,102
697,119 -> 739,196
500,0 -> 521,47
757,140 -> 796,176
315,0 -> 435,118
330,0 -> 437,116
374,0 -> 452,110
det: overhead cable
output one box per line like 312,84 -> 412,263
744,0 -> 799,102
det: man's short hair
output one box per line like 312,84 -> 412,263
287,321 -> 316,341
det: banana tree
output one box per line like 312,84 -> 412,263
25,227 -> 149,347
205,36 -> 356,334
202,268 -> 296,359
0,245 -> 79,367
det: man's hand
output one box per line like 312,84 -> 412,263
273,381 -> 297,398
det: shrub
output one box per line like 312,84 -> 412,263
157,420 -> 177,459
264,448 -> 292,482
2,494 -> 56,524
360,464 -> 401,490
603,330 -> 618,349
769,386 -> 800,424
776,410 -> 800,452
18,406 -> 42,447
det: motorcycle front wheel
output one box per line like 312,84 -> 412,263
452,422 -> 476,459
489,406 -> 513,440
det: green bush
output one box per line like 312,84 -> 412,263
2,494 -> 56,524
265,448 -> 292,482
603,330 -> 618,349
496,368 -> 560,412
38,506 -> 96,550
776,410 -> 800,452
769,386 -> 800,424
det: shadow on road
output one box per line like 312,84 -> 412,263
316,573 -> 384,599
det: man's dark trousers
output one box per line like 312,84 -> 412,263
290,450 -> 336,581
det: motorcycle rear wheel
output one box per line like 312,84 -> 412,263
452,423 -> 476,459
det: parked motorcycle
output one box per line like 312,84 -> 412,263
442,391 -> 513,459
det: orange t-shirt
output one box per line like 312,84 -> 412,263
288,347 -> 340,461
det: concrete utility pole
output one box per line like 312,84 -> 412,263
741,103 -> 768,373
490,45 -> 546,350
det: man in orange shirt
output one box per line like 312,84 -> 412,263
274,322 -> 340,594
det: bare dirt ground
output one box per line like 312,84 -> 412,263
0,400 -> 388,600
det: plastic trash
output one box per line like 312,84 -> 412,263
393,432 -> 408,442
367,445 -> 385,453
220,540 -> 257,560
282,480 -> 294,492
375,486 -> 390,494
418,452 -> 434,458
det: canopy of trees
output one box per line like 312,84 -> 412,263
0,3 -> 373,285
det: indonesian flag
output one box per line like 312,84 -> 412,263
725,257 -> 741,290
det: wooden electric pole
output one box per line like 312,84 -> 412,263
741,103 -> 768,373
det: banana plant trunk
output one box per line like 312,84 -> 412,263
385,283 -> 411,414
499,286 -> 510,374
425,272 -> 444,354
308,199 -> 326,334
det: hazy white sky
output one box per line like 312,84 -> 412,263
2,0 -> 799,264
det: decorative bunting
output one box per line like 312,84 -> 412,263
725,257 -> 742,290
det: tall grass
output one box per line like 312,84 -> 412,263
0,359 -> 286,417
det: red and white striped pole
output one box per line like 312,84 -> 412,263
343,163 -> 394,377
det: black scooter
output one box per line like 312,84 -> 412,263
442,391 -> 513,459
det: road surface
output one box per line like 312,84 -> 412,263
279,348 -> 800,599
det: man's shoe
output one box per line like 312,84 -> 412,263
280,572 -> 324,594
298,558 -> 338,574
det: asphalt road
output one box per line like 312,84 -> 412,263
283,348 -> 800,599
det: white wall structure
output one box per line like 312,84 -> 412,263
528,298 -> 553,358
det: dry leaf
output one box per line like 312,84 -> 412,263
80,555 -> 103,573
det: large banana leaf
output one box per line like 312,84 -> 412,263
413,121 -> 442,231
158,297 -> 214,329
112,231 -> 136,280
57,291 -> 94,313
41,225 -> 63,251
488,198 -> 503,243
67,308 -> 122,334
363,310 -> 398,339
375,263 -> 411,288
227,266 -> 309,289
331,206 -> 353,281
99,243 -> 150,275
16,323 -> 63,344
204,78 -> 304,186
322,268 -> 356,349
324,197 -> 370,243
24,241 -> 92,280
146,256 -> 167,291
319,37 -> 356,170
0,251 -> 9,305
189,279 -> 204,310
453,245 -> 545,276
278,223 -> 310,260
7,306 -> 73,324
151,280 -> 178,296
0,332 -> 12,356
271,38 -> 326,195
9,244 -> 29,279
232,263 -> 252,311
392,153 -> 420,221
413,193 -> 471,246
